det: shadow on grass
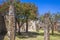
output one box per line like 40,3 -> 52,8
16,32 -> 44,39
16,31 -> 60,39
50,33 -> 60,37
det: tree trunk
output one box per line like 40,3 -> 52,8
50,21 -> 54,35
44,25 -> 50,40
44,14 -> 50,40
26,17 -> 28,32
51,25 -> 54,35
17,21 -> 21,35
8,5 -> 15,40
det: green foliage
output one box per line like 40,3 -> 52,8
54,13 -> 60,21
15,2 -> 38,21
0,1 -> 38,22
0,2 -> 9,13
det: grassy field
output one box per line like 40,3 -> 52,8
4,30 -> 60,40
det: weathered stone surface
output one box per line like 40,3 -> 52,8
19,20 -> 40,32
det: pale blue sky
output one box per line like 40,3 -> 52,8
21,0 -> 60,15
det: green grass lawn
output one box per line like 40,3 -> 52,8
4,30 -> 60,40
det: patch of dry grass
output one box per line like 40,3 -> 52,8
4,30 -> 60,40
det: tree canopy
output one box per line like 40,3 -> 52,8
0,1 -> 38,21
